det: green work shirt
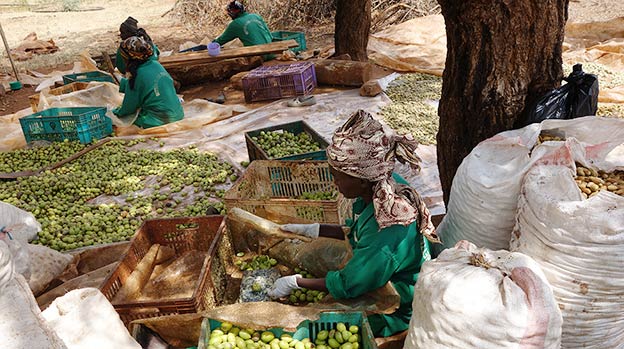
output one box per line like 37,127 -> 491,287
325,174 -> 431,338
213,12 -> 274,60
112,60 -> 184,129
115,42 -> 160,75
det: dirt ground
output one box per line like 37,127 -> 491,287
0,0 -> 623,115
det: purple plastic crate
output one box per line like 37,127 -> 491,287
242,62 -> 316,103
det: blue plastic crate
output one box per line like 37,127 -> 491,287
62,71 -> 115,84
19,107 -> 112,144
198,311 -> 377,349
272,31 -> 307,53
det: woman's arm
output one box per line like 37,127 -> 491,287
296,277 -> 328,292
319,224 -> 346,240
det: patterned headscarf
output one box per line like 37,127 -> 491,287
120,36 -> 153,62
327,110 -> 439,243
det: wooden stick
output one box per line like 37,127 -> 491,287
0,21 -> 19,82
101,50 -> 120,85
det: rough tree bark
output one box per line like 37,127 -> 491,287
334,0 -> 371,61
436,0 -> 570,204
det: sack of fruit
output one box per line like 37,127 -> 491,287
0,240 -> 68,349
511,140 -> 624,348
405,241 -> 562,349
0,201 -> 41,243
438,116 -> 624,251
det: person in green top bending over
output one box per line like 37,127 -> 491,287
116,16 -> 160,74
268,110 -> 440,338
213,1 -> 274,60
113,36 -> 184,129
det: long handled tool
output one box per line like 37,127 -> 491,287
0,22 -> 20,83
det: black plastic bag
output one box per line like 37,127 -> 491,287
525,64 -> 599,125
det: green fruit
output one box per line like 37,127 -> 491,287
328,339 -> 340,349
341,344 -> 353,349
315,339 -> 326,346
317,345 -> 328,349
210,336 -> 223,345
213,329 -> 225,336
352,343 -> 359,349
348,334 -> 358,343
227,333 -> 236,343
252,282 -> 262,292
334,332 -> 344,344
239,331 -> 252,340
341,331 -> 352,343
237,338 -> 247,349
236,252 -> 245,257
317,330 -> 328,341
261,332 -> 275,343
348,326 -> 358,334
289,294 -> 298,303
221,322 -> 233,332
279,341 -> 290,349
230,327 -> 240,336
336,323 -> 347,333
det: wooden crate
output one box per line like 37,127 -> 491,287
29,82 -> 90,112
99,216 -> 226,326
224,160 -> 351,224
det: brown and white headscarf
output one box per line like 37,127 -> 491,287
327,110 -> 439,243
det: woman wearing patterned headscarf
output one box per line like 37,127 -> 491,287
116,16 -> 160,74
269,110 -> 439,338
113,36 -> 183,129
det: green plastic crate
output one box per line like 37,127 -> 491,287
198,311 -> 377,349
272,31 -> 307,53
62,71 -> 115,84
19,107 -> 112,144
245,120 -> 328,161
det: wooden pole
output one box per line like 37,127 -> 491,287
0,22 -> 20,82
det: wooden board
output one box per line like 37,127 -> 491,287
160,40 -> 298,69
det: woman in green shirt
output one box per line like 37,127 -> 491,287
268,110 -> 440,337
113,36 -> 183,129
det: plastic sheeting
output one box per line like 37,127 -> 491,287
367,15 -> 624,107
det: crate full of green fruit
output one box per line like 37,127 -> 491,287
245,121 -> 329,162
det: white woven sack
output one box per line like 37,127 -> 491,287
439,116 -> 624,251
0,241 -> 67,349
511,159 -> 624,348
41,288 -> 141,349
0,201 -> 41,243
27,244 -> 73,296
405,241 -> 562,349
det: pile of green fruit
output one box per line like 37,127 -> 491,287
252,130 -> 322,159
0,139 -> 233,251
0,140 -> 87,173
287,268 -> 326,305
206,322 -> 361,349
235,254 -> 278,271
380,73 -> 442,145
298,191 -> 337,200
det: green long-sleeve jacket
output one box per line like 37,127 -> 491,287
112,60 -> 183,129
213,12 -> 274,60
325,174 -> 431,337
115,42 -> 160,75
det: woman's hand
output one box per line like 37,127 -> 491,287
280,223 -> 320,239
268,274 -> 302,298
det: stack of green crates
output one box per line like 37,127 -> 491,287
19,107 -> 112,144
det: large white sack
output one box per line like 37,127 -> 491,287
41,288 -> 141,349
0,232 -> 31,280
0,201 -> 41,243
405,241 -> 562,349
0,241 -> 67,349
511,161 -> 624,348
439,116 -> 624,250
27,244 -> 73,296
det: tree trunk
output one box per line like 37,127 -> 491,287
436,0 -> 569,204
334,0 -> 371,61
